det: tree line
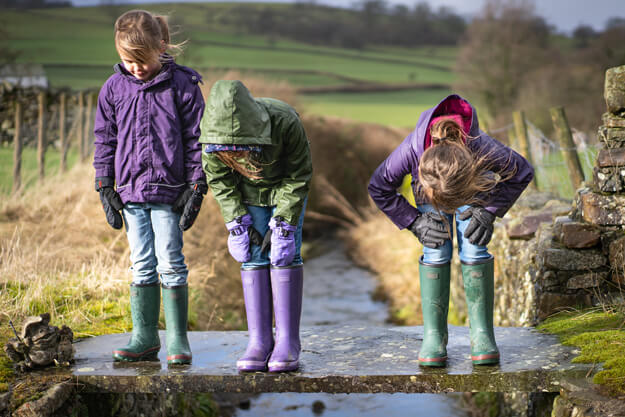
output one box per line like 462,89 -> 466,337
455,1 -> 625,135
213,0 -> 466,49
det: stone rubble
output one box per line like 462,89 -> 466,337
3,313 -> 74,372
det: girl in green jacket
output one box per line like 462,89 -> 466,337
200,80 -> 312,372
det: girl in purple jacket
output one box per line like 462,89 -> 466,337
368,95 -> 534,367
93,10 -> 206,365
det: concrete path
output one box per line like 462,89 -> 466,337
61,324 -> 592,394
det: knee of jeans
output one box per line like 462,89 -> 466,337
459,245 -> 491,263
422,243 -> 452,264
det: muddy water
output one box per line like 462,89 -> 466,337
233,241 -> 469,417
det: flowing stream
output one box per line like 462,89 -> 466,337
232,240 -> 469,417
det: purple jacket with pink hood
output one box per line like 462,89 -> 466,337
368,94 -> 534,229
93,60 -> 205,204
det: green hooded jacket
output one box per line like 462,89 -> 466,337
199,80 -> 312,225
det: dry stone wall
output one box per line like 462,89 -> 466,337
450,65 -> 625,326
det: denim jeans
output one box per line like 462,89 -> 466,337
417,204 -> 492,265
122,203 -> 188,286
242,200 -> 307,269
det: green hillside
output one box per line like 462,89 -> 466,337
3,3 -> 456,128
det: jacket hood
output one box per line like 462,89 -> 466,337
199,80 -> 272,146
413,94 -> 479,157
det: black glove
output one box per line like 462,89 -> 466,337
409,211 -> 448,249
95,177 -> 124,230
248,227 -> 263,247
260,229 -> 272,255
457,206 -> 496,246
172,182 -> 208,231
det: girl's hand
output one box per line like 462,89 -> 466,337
268,217 -> 297,267
458,206 -> 496,246
409,212 -> 448,248
95,177 -> 124,230
173,182 -> 207,231
225,214 -> 254,262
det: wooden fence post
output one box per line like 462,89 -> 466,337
59,92 -> 68,173
37,90 -> 46,183
83,91 -> 93,158
550,106 -> 585,190
77,91 -> 85,161
12,101 -> 23,193
513,110 -> 539,189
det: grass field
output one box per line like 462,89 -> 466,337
3,3 -> 456,128
301,88 -> 451,128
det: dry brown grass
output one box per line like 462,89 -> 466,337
0,163 -> 246,336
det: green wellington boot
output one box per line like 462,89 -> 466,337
113,282 -> 161,362
418,258 -> 450,367
162,284 -> 192,365
461,256 -> 500,366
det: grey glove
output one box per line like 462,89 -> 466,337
457,206 -> 496,246
408,212 -> 448,249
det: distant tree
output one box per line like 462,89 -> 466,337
572,25 -> 598,49
454,0 -> 551,124
605,17 -> 625,30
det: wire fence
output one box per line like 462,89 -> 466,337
489,113 -> 599,200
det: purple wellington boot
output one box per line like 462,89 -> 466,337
268,265 -> 304,372
237,267 -> 275,372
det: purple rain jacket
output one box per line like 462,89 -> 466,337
368,94 -> 534,230
93,61 -> 206,205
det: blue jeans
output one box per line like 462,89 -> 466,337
418,204 -> 491,265
122,203 -> 188,286
242,200 -> 307,269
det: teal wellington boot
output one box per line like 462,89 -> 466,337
461,256 -> 500,366
113,282 -> 161,362
418,258 -> 450,367
162,284 -> 192,365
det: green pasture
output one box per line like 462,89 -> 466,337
4,4 -> 455,92
301,88 -> 451,128
0,147 -> 79,196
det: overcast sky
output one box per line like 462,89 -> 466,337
71,0 -> 625,33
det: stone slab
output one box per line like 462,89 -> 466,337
542,247 -> 606,270
598,126 -> 625,147
603,113 -> 625,128
605,66 -> 625,115
593,166 -> 625,193
553,218 -> 601,249
597,148 -> 625,167
578,190 -> 625,226
32,326 -> 594,394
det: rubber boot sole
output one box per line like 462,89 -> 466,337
268,360 -> 299,372
418,355 -> 447,367
471,352 -> 500,366
113,346 -> 160,362
167,354 -> 192,365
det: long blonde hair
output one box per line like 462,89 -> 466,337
114,10 -> 184,65
215,151 -> 263,180
416,117 -> 498,214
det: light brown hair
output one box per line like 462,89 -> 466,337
215,151 -> 263,180
114,10 -> 183,65
416,117 -> 499,214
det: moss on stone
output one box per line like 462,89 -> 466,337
538,309 -> 625,395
